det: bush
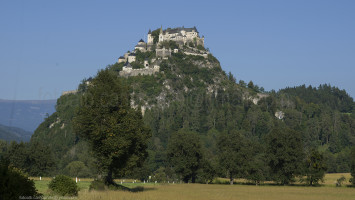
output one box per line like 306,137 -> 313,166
336,176 -> 346,187
48,175 -> 78,196
0,159 -> 42,200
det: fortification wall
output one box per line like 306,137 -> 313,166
184,52 -> 208,58
61,90 -> 78,96
119,67 -> 160,77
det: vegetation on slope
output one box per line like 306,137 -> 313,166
1,47 -> 354,186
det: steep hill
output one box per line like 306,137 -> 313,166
30,27 -> 355,176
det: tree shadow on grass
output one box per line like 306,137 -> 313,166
90,181 -> 157,193
130,186 -> 157,192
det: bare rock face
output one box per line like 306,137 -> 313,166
275,111 -> 285,120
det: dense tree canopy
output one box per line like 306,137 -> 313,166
167,130 -> 203,183
217,131 -> 252,185
267,127 -> 304,185
304,149 -> 327,186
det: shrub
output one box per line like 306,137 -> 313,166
48,175 -> 78,196
336,176 -> 346,187
0,159 -> 42,200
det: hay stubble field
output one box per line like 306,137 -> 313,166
33,173 -> 355,200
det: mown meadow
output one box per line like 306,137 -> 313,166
32,173 -> 355,200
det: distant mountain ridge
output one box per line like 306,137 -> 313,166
0,99 -> 56,132
0,123 -> 33,142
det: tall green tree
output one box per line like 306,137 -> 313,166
73,69 -> 151,185
167,130 -> 203,183
304,149 -> 327,186
27,141 -> 55,176
198,158 -> 217,184
4,142 -> 29,172
217,131 -> 252,185
267,127 -> 304,185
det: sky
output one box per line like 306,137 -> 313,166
0,0 -> 354,100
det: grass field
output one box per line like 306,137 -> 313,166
32,173 -> 355,200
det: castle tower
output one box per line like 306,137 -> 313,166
147,29 -> 153,44
159,25 -> 164,43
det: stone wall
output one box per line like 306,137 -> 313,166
119,66 -> 160,77
156,48 -> 171,57
184,51 -> 208,58
61,90 -> 78,96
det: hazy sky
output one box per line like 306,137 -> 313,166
1,0 -> 354,100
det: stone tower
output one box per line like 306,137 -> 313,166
147,29 -> 153,44
159,25 -> 164,43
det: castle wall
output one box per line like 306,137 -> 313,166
119,67 -> 160,77
135,46 -> 146,52
156,48 -> 171,57
184,51 -> 208,58
118,58 -> 126,63
62,90 -> 78,96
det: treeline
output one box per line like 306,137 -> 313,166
0,140 -> 55,176
134,80 -> 355,184
0,138 -> 97,178
280,84 -> 354,113
141,126 -> 328,185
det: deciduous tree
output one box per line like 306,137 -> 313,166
217,131 -> 252,185
304,149 -> 327,186
73,69 -> 151,185
267,127 -> 304,185
167,130 -> 203,183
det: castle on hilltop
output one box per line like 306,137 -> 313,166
118,26 -> 209,77
147,26 -> 204,47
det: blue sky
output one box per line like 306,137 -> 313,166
0,0 -> 354,100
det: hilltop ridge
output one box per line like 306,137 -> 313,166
117,26 -> 209,78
